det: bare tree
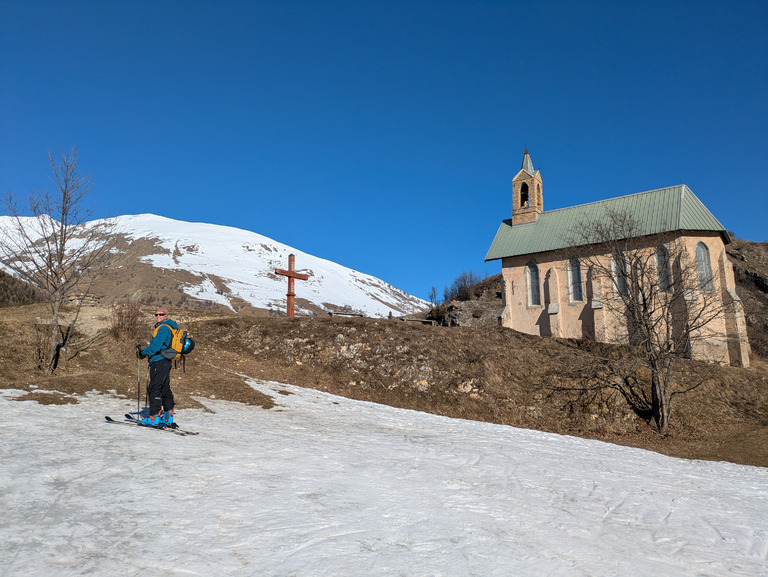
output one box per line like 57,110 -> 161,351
444,270 -> 485,302
569,209 -> 729,434
428,286 -> 438,306
0,146 -> 116,373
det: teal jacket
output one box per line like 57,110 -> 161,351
142,319 -> 179,364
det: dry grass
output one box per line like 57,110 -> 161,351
0,304 -> 275,414
2,303 -> 767,467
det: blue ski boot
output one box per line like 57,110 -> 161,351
160,409 -> 175,427
138,413 -> 163,427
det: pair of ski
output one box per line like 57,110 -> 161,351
105,414 -> 199,436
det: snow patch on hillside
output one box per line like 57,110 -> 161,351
113,214 -> 428,316
0,214 -> 429,316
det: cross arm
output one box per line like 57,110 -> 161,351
275,269 -> 310,280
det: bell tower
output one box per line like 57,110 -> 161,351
511,148 -> 543,225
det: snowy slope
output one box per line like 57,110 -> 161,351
113,214 -> 428,316
1,383 -> 767,577
0,214 -> 430,317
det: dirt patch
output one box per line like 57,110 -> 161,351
0,304 -> 275,414
14,391 -> 79,405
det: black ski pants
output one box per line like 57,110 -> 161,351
147,358 -> 174,416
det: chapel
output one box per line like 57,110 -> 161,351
485,149 -> 751,367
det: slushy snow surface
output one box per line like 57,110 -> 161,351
1,381 -> 767,576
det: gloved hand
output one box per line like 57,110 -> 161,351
135,345 -> 145,359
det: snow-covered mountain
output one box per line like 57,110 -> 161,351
2,214 -> 430,317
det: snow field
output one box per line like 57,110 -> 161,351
1,381 -> 767,576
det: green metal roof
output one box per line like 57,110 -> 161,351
485,185 -> 729,262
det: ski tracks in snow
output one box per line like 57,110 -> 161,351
1,384 -> 768,576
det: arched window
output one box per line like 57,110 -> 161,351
568,257 -> 583,301
520,183 -> 529,207
612,253 -> 628,296
695,242 -> 714,292
656,246 -> 672,292
526,260 -> 541,306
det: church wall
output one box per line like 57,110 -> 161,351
498,232 -> 750,367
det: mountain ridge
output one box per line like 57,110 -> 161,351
1,213 -> 430,317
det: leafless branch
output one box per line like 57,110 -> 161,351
559,208 -> 733,434
0,146 -> 117,373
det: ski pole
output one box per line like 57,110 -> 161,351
145,368 -> 150,415
137,355 -> 141,417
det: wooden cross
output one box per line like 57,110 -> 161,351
275,254 -> 309,318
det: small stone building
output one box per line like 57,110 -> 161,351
485,149 -> 751,367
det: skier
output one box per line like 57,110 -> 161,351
136,308 -> 176,426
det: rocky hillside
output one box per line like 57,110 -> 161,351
727,238 -> 768,358
1,239 -> 766,468
1,298 -> 766,468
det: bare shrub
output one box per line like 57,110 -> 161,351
443,270 -> 485,302
428,304 -> 450,325
109,301 -> 144,341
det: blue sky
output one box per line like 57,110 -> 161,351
1,0 -> 766,301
